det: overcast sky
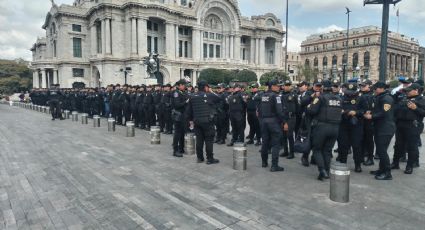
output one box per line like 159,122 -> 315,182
0,0 -> 424,60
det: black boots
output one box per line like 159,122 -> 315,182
270,165 -> 284,172
246,139 -> 254,145
354,164 -> 362,173
318,169 -> 329,181
363,158 -> 374,166
301,156 -> 309,167
390,161 -> 400,170
280,152 -> 288,157
286,152 -> 295,159
254,140 -> 262,146
404,167 -> 413,174
206,158 -> 220,165
375,171 -> 392,180
173,151 -> 183,157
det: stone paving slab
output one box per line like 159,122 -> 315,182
0,104 -> 424,230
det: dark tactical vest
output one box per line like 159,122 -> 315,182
191,92 -> 212,124
316,93 -> 342,124
228,92 -> 243,113
259,91 -> 278,118
49,89 -> 60,100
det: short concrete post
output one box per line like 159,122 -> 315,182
64,110 -> 70,119
71,111 -> 78,122
108,118 -> 116,132
233,143 -> 247,171
184,133 -> 196,155
126,122 -> 135,137
81,113 -> 88,124
93,115 -> 100,127
150,126 -> 161,144
330,162 -> 350,203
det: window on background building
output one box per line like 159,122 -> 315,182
147,36 -> 152,53
332,55 -> 337,66
53,41 -> 57,57
314,57 -> 318,68
153,37 -> 158,53
305,59 -> 310,67
73,37 -> 82,58
184,41 -> 188,57
203,43 -> 208,58
242,48 -> 246,60
353,53 -> 358,68
204,32 -> 208,38
323,56 -> 328,68
96,21 -> 102,53
364,52 -> 370,67
72,68 -> 84,77
209,44 -> 214,58
268,51 -> 274,64
153,23 -> 158,31
414,59 -> 417,71
147,21 -> 152,30
178,40 -> 183,57
216,45 -> 221,58
72,24 -> 82,32
343,54 -> 347,65
181,0 -> 187,5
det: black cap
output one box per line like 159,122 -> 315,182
373,81 -> 388,89
284,80 -> 292,86
268,79 -> 279,87
359,79 -> 373,86
217,83 -> 225,88
322,80 -> 332,88
314,79 -> 323,86
332,79 -> 340,87
404,83 -> 421,92
164,84 -> 172,88
250,83 -> 259,88
297,81 -> 309,87
415,79 -> 424,86
345,83 -> 358,91
400,77 -> 413,84
233,83 -> 242,88
197,80 -> 209,89
175,79 -> 187,86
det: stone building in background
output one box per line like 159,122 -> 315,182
30,0 -> 284,88
300,26 -> 420,82
281,48 -> 302,82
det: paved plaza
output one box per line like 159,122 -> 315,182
0,104 -> 424,230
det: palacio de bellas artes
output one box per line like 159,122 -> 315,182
30,0 -> 284,88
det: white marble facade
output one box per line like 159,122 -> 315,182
31,0 -> 284,88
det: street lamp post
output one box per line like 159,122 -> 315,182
284,0 -> 289,77
120,67 -> 132,85
364,0 -> 402,82
344,7 -> 351,83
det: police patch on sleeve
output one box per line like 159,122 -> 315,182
174,92 -> 179,98
351,99 -> 356,105
383,104 -> 391,111
276,97 -> 282,104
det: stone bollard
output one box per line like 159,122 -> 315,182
64,110 -> 70,119
233,143 -> 248,171
330,162 -> 350,203
43,106 -> 47,113
93,115 -> 101,127
184,133 -> 196,155
126,122 -> 135,137
150,126 -> 161,144
81,113 -> 88,124
107,118 -> 116,132
46,107 -> 50,114
71,111 -> 79,122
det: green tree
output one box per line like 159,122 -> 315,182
259,71 -> 288,86
235,69 -> 257,83
299,65 -> 319,82
199,68 -> 236,85
0,76 -> 29,94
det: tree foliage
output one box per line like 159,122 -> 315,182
0,59 -> 32,95
199,68 -> 258,85
0,76 -> 32,95
235,69 -> 257,83
259,71 -> 288,86
298,64 -> 319,82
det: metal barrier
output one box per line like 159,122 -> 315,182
108,118 -> 116,132
184,133 -> 196,155
126,122 -> 135,137
330,162 -> 350,203
150,126 -> 161,144
81,113 -> 88,124
71,112 -> 79,122
233,143 -> 247,171
93,115 -> 100,127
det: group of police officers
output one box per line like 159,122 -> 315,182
29,76 -> 424,181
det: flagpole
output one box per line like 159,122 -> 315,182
397,9 -> 399,33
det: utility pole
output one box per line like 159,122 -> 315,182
343,7 -> 351,83
284,0 -> 289,79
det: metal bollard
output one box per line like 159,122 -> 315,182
107,118 -> 116,132
93,115 -> 100,127
81,113 -> 88,124
71,111 -> 79,122
64,110 -> 70,119
184,133 -> 196,155
330,162 -> 350,203
126,122 -> 135,137
150,126 -> 161,144
46,107 -> 50,114
43,106 -> 48,113
233,143 -> 248,170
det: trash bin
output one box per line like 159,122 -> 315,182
93,115 -> 100,127
184,133 -> 196,155
150,126 -> 161,144
233,143 -> 247,170
330,162 -> 350,203
108,118 -> 116,132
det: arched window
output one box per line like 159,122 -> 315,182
305,59 -> 310,67
364,52 -> 370,67
266,19 -> 275,26
343,54 -> 347,65
332,55 -> 337,66
203,14 -> 224,59
353,53 -> 359,68
313,57 -> 318,68
323,56 -> 328,67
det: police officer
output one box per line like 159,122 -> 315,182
172,79 -> 188,157
215,84 -> 228,144
143,85 -> 155,130
364,82 -> 395,180
227,83 -> 247,146
246,83 -> 262,146
136,86 -> 146,129
391,83 -> 425,174
258,80 -> 287,172
47,84 -> 63,120
307,80 -> 342,181
359,80 -> 375,166
112,84 -> 123,125
280,80 -> 297,159
338,82 -> 366,172
186,80 -> 220,164
161,84 -> 173,134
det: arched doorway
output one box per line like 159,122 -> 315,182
72,82 -> 85,89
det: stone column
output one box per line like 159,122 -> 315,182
199,30 -> 204,59
138,18 -> 147,56
224,36 -> 229,59
230,35 -> 234,59
131,18 -> 137,54
165,23 -> 176,58
91,25 -> 96,55
259,38 -> 265,65
192,70 -> 197,86
32,71 -> 38,88
180,68 -> 184,79
275,40 -> 281,66
105,19 -> 112,54
53,69 -> 58,84
192,28 -> 200,61
250,38 -> 256,64
255,38 -> 260,64
234,35 -> 241,61
101,20 -> 106,54
41,69 -> 47,88
175,25 -> 179,58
